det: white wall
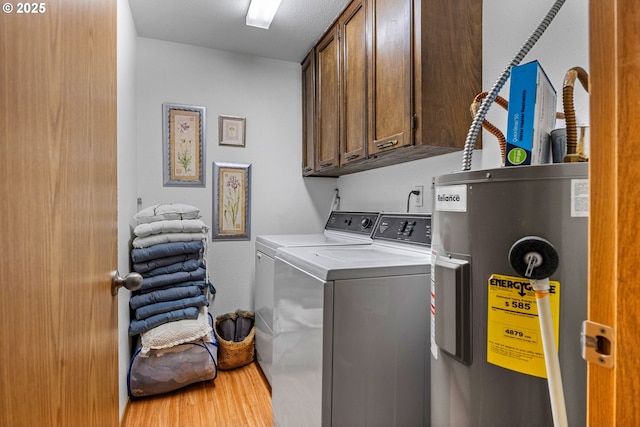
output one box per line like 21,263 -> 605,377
338,0 -> 589,210
135,38 -> 337,317
117,0 -> 138,419
335,151 -> 463,214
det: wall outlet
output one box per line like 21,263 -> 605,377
413,185 -> 424,207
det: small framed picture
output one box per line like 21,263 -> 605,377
212,162 -> 251,241
218,115 -> 246,147
162,103 -> 206,187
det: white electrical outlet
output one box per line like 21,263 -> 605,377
413,185 -> 424,207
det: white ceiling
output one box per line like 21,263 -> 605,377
128,0 -> 352,63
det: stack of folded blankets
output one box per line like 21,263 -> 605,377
127,203 -> 219,398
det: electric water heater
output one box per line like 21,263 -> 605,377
430,163 -> 588,426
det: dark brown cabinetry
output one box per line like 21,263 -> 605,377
315,26 -> 340,173
367,0 -> 412,157
340,0 -> 368,166
302,0 -> 482,177
301,52 -> 316,176
413,0 -> 483,157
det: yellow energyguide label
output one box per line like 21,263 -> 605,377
486,274 -> 560,378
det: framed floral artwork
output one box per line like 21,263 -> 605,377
218,115 -> 246,147
162,103 -> 206,187
212,162 -> 251,240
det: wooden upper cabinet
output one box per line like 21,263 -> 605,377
339,0 -> 368,166
302,0 -> 481,176
315,26 -> 340,172
367,0 -> 413,156
414,0 -> 482,152
301,51 -> 316,176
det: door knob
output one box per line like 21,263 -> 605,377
111,270 -> 143,295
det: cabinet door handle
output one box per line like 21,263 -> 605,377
319,161 -> 334,168
345,153 -> 360,161
376,139 -> 399,149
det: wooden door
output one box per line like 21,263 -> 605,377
315,26 -> 340,172
0,1 -> 119,426
339,0 -> 367,166
367,0 -> 413,156
301,51 -> 316,176
588,0 -> 640,425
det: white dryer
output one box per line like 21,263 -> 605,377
255,211 -> 380,385
272,213 -> 432,427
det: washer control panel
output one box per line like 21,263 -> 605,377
325,211 -> 380,235
372,213 -> 432,246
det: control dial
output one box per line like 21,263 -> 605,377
360,218 -> 372,229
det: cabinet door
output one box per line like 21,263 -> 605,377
339,0 -> 368,166
301,51 -> 316,175
368,0 -> 413,156
315,26 -> 340,171
415,0 -> 482,150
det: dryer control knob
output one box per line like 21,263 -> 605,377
360,218 -> 372,229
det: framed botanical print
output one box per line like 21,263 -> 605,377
162,103 -> 206,187
212,162 -> 251,240
218,115 -> 246,147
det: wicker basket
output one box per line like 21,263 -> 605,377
214,311 -> 255,370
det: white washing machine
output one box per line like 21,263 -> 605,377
255,211 -> 380,385
272,213 -> 432,427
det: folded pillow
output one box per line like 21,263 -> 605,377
131,241 -> 203,264
134,203 -> 201,224
134,219 -> 209,237
140,307 -> 213,354
138,267 -> 206,293
130,285 -> 204,310
128,306 -> 200,336
135,294 -> 209,320
135,279 -> 209,295
132,252 -> 200,274
142,259 -> 202,278
132,232 -> 209,249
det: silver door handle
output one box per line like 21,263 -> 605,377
111,270 -> 143,295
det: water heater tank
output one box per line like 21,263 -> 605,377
430,163 -> 588,426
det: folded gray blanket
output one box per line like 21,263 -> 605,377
128,306 -> 200,336
130,285 -> 203,310
135,295 -> 209,320
131,241 -> 203,263
138,267 -> 207,293
133,252 -> 200,274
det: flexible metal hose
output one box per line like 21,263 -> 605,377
461,0 -> 567,171
562,67 -> 590,161
471,92 -> 509,165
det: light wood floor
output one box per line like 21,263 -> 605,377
120,362 -> 272,427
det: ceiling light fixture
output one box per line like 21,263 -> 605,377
246,0 -> 282,29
